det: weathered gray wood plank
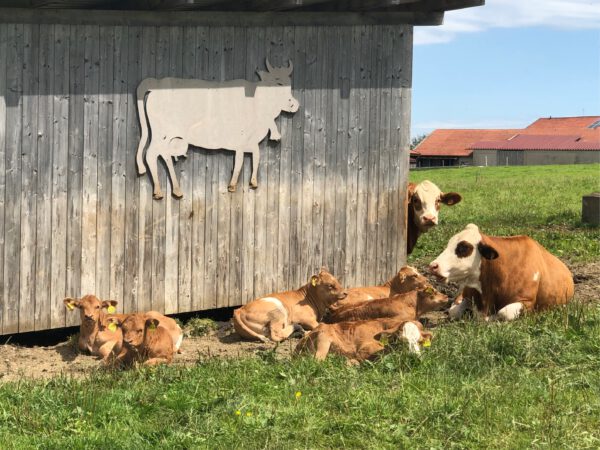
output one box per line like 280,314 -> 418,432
95,25 -> 114,302
191,25 -> 208,311
227,25 -> 246,306
109,26 -> 128,309
164,25 -> 182,314
177,24 -> 195,314
123,25 -> 141,314
19,23 -> 39,332
216,26 -> 233,308
50,23 -> 70,328
137,25 -> 156,314
80,24 -> 99,302
0,25 -> 5,334
3,23 -> 24,334
288,25 -> 306,289
66,23 -> 85,327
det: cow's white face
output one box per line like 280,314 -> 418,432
410,180 -> 461,231
428,224 -> 498,289
257,60 -> 299,113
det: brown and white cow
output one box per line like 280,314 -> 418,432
407,180 -> 462,254
295,318 -> 432,362
325,284 -> 448,324
330,266 -> 431,309
233,269 -> 347,343
64,295 -> 125,362
429,224 -> 574,321
108,313 -> 178,367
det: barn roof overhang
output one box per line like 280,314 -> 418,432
0,0 -> 485,26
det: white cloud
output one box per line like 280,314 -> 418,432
415,0 -> 600,45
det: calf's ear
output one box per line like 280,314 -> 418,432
407,182 -> 416,200
145,318 -> 159,331
101,300 -> 118,313
440,192 -> 462,206
310,275 -> 319,287
63,298 -> 80,310
478,242 -> 499,260
106,317 -> 121,331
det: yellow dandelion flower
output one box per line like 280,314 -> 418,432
246,411 -> 252,417
235,410 -> 241,416
295,391 -> 302,399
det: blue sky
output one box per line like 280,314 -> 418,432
411,0 -> 600,137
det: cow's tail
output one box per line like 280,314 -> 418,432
136,78 -> 157,175
232,308 -> 269,343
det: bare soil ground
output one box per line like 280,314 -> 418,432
1,263 -> 598,383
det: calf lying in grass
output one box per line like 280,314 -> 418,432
108,313 -> 182,367
332,266 -> 431,309
296,318 -> 432,363
325,284 -> 448,324
64,295 -> 126,363
233,268 -> 347,343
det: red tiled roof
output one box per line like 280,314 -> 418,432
470,134 -> 600,151
526,116 -> 600,130
413,129 -> 520,157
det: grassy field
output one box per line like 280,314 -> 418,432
1,164 -> 599,449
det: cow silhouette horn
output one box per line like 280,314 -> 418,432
265,58 -> 275,73
286,59 -> 293,75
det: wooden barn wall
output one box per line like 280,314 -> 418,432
0,22 -> 412,334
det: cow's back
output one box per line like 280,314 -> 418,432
534,242 -> 574,309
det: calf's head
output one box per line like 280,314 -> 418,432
389,266 -> 430,294
409,180 -> 461,231
309,268 -> 347,305
428,224 -> 499,285
415,286 -> 449,316
109,314 -> 159,349
63,295 -> 118,324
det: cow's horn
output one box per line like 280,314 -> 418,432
286,59 -> 293,75
265,57 -> 275,73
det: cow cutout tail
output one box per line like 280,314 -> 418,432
136,78 -> 157,175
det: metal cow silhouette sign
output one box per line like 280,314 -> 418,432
136,59 -> 299,199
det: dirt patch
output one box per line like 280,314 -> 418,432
1,262 -> 598,383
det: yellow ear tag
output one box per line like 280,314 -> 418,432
66,303 -> 75,311
108,323 -> 117,332
423,339 -> 431,348
107,305 -> 116,313
149,322 -> 157,331
311,278 -> 317,287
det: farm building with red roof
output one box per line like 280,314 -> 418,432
413,116 -> 600,167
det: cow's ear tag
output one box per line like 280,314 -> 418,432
379,334 -> 389,347
108,323 -> 117,332
423,338 -> 431,348
66,303 -> 75,311
149,321 -> 157,331
107,305 -> 116,313
311,276 -> 318,287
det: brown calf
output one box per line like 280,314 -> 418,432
325,285 -> 448,324
64,295 -> 125,362
295,318 -> 432,363
329,266 -> 431,310
430,224 -> 575,321
109,313 -> 177,366
233,269 -> 347,342
407,180 -> 462,254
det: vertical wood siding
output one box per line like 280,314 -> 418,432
0,22 -> 412,334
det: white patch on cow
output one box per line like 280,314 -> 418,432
532,271 -> 540,282
401,322 -> 422,354
174,331 -> 183,351
430,223 -> 483,289
261,297 -> 288,323
448,296 -> 472,320
413,180 -> 443,227
494,302 -> 524,321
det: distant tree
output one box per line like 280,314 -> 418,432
410,134 -> 428,150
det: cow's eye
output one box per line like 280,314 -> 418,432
412,196 -> 422,210
328,284 -> 334,290
95,305 -> 100,309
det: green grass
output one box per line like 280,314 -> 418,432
1,164 -> 599,449
408,164 -> 600,265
